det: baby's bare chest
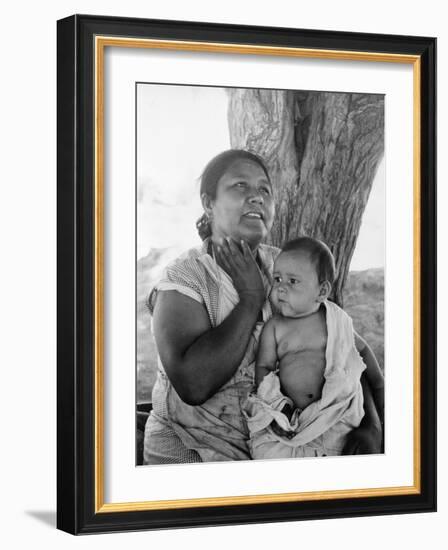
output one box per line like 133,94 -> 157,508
275,315 -> 327,408
276,315 -> 327,359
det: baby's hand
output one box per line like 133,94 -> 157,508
270,420 -> 295,440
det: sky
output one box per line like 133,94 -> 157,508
137,84 -> 385,271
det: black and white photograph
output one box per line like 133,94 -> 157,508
136,83 -> 385,466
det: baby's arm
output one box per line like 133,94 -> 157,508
355,332 -> 384,426
255,318 -> 278,387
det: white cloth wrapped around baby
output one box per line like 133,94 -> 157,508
244,301 -> 366,459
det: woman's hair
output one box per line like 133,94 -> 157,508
196,149 -> 271,240
281,236 -> 336,285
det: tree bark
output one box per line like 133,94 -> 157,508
227,89 -> 384,305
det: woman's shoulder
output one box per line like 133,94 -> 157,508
164,242 -> 208,272
155,244 -> 214,297
147,242 -> 210,315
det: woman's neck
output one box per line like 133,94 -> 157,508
209,235 -> 260,253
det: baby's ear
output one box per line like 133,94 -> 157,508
318,281 -> 332,302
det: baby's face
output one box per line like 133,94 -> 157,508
271,250 -> 323,318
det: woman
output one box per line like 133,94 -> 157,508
143,149 -> 382,464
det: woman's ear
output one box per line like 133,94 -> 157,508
201,193 -> 213,217
318,280 -> 332,302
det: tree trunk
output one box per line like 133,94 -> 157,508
227,89 -> 384,305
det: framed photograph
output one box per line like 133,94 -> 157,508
57,14 -> 436,534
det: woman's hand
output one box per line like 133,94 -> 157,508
342,425 -> 382,455
215,238 -> 265,309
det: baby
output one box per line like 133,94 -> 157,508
245,237 -> 384,459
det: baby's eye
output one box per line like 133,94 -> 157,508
289,278 -> 299,285
235,181 -> 247,188
273,276 -> 282,283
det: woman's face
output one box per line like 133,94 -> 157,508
204,159 -> 275,248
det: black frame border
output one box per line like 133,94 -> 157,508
57,14 -> 436,535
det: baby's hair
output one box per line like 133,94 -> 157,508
281,236 -> 336,285
196,149 -> 270,240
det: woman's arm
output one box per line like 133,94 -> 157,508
342,374 -> 383,454
355,332 -> 384,425
153,239 -> 265,406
